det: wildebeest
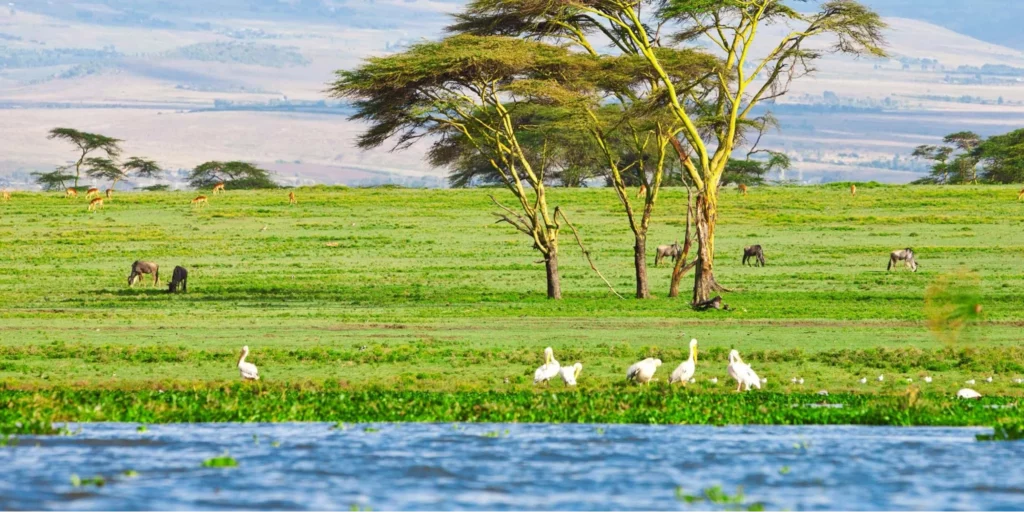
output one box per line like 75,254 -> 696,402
128,260 -> 159,286
742,245 -> 766,266
167,266 -> 188,293
655,241 -> 682,266
888,248 -> 918,272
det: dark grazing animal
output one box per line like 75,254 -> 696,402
655,241 -> 682,266
128,260 -> 159,287
888,248 -> 918,272
167,266 -> 188,293
742,245 -> 766,266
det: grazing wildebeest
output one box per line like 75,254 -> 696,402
742,245 -> 766,266
888,248 -> 918,272
128,260 -> 159,286
167,266 -> 188,293
655,241 -> 682,267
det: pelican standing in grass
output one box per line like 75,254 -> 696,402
670,339 -> 699,385
627,358 -> 662,385
533,347 -> 561,384
237,345 -> 259,381
560,362 -> 583,386
957,388 -> 982,399
727,350 -> 761,391
924,376 -> 933,383
859,377 -> 868,384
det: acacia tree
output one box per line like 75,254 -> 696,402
189,161 -> 276,189
86,156 -> 163,190
330,35 -> 595,299
452,0 -> 886,304
913,131 -> 982,184
47,128 -> 122,188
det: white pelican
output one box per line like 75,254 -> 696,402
533,347 -> 561,384
627,358 -> 662,384
237,345 -> 259,381
859,377 -> 867,384
560,362 -> 583,386
965,379 -> 976,385
923,376 -> 932,383
726,350 -> 760,391
877,375 -> 884,382
957,388 -> 982,399
985,376 -> 994,383
670,339 -> 699,385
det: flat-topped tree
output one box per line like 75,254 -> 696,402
189,161 -> 276,189
84,158 -> 124,188
330,35 -> 596,299
47,128 -> 122,188
451,0 -> 886,304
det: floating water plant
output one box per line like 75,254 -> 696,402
202,452 -> 238,468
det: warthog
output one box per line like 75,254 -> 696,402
129,260 -> 159,286
168,266 -> 188,293
742,245 -> 765,266
655,241 -> 682,266
888,248 -> 918,272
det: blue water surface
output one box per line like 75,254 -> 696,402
1,423 -> 1023,510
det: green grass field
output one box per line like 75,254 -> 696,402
1,184 -> 1023,424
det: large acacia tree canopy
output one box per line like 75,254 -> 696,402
189,161 -> 277,189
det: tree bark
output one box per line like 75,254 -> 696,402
633,236 -> 650,299
545,251 -> 562,300
692,192 -> 725,305
669,190 -> 694,298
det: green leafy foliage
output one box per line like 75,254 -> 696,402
189,161 -> 277,189
202,452 -> 239,467
977,421 -> 1024,441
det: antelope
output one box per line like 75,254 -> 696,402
636,184 -> 647,200
85,187 -> 100,199
212,182 -> 225,195
851,184 -> 857,197
1018,188 -> 1024,201
888,248 -> 918,272
1,189 -> 10,201
65,188 -> 78,198
88,197 -> 103,211
742,245 -> 766,267
191,195 -> 208,208
128,260 -> 159,287
738,183 -> 748,196
105,189 -> 114,200
288,191 -> 297,204
655,241 -> 682,266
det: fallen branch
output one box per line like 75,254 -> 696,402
555,209 -> 624,300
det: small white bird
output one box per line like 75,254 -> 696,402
906,378 -> 913,383
237,345 -> 259,380
923,376 -> 933,383
670,339 -> 699,385
560,362 -> 583,386
627,358 -> 662,384
985,376 -> 994,383
727,350 -> 760,391
966,379 -> 976,385
957,388 -> 982,399
877,375 -> 884,382
817,390 -> 829,396
799,378 -> 804,385
790,377 -> 798,384
709,377 -> 719,384
859,377 -> 868,384
1014,378 -> 1024,384
533,347 -> 561,384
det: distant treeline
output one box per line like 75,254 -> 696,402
162,42 -> 309,68
0,46 -> 120,69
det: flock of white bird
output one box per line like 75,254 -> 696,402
232,340 -> 997,400
530,338 -> 991,399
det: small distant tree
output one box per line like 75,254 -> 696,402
85,158 -> 125,187
977,129 -> 1024,184
722,153 -> 791,187
912,131 -> 981,184
31,167 -> 76,191
47,128 -> 122,188
123,157 -> 162,182
189,161 -> 277,189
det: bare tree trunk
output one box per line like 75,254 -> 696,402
634,236 -> 650,299
692,193 -> 726,305
545,251 -> 562,300
669,190 -> 694,298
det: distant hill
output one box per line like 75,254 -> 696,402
857,0 -> 1024,51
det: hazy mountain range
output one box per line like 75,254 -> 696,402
2,0 -> 1023,188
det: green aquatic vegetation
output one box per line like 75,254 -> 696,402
122,470 -> 139,478
675,485 -> 765,511
202,452 -> 238,467
71,474 -> 106,487
136,425 -> 147,433
977,421 -> 1024,441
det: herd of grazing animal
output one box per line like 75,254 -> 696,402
128,260 -> 189,293
48,182 -> 298,210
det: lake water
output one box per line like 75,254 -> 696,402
1,423 -> 1022,510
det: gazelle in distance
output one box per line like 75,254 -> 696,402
85,187 -> 100,199
212,182 -> 225,195
88,197 -> 103,211
65,188 -> 78,198
288,191 -> 297,204
191,195 -> 208,208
